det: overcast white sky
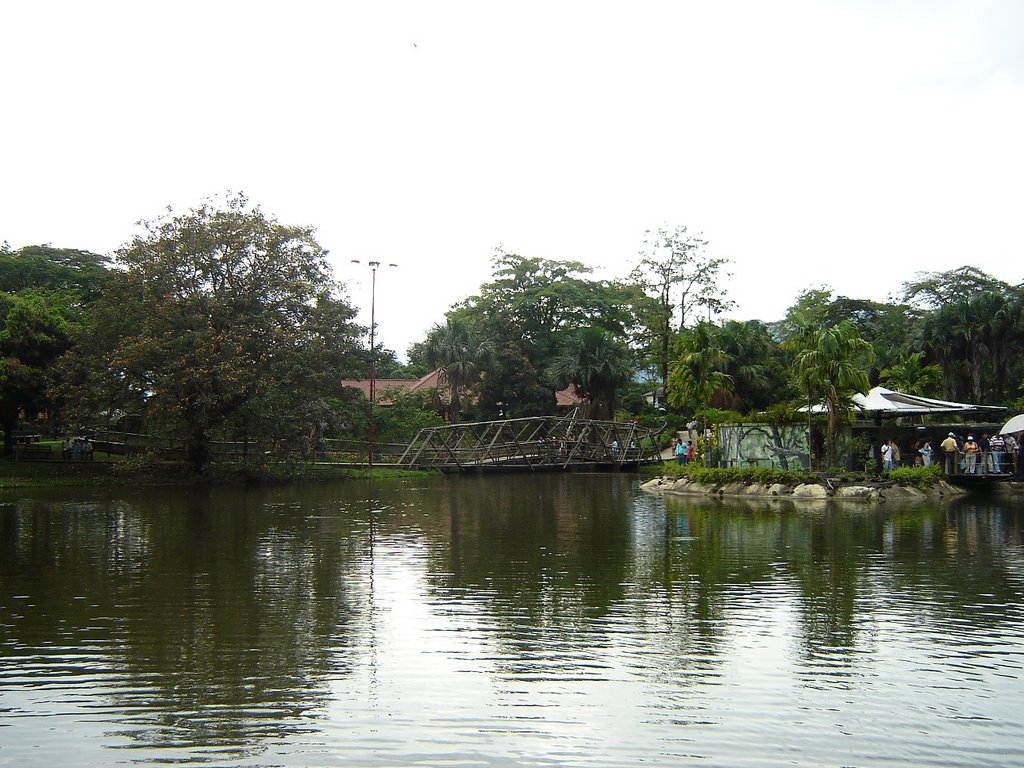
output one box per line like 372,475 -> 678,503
3,1 -> 1022,359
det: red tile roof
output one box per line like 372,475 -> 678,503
342,370 -> 582,409
555,383 -> 583,407
340,370 -> 444,405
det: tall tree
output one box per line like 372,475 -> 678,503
821,296 -> 918,385
715,319 -> 784,411
793,321 -> 874,468
630,225 -> 733,403
0,246 -> 108,450
424,317 -> 494,422
61,195 -> 361,471
451,251 -> 641,416
775,288 -> 919,389
0,292 -> 71,451
772,287 -> 834,346
0,245 -> 109,306
461,251 -> 639,348
549,326 -> 634,420
905,268 -> 1023,404
902,266 -> 1009,309
880,351 -> 942,397
666,322 -> 734,416
474,336 -> 553,418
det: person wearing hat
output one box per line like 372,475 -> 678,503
963,434 -> 980,474
940,432 -> 959,475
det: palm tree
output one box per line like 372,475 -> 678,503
918,301 -> 970,401
666,322 -> 733,415
880,351 -> 942,397
549,326 -> 633,419
918,288 -> 1023,404
715,319 -> 777,410
424,318 -> 494,422
794,321 -> 874,468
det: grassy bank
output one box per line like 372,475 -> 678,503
0,461 -> 118,489
0,458 -> 430,489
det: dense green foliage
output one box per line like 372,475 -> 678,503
667,322 -> 734,414
793,321 -> 874,467
7,205 -> 1024,476
56,196 -> 364,471
629,225 -> 733,401
910,268 -> 1024,405
0,244 -> 109,305
659,462 -> 818,486
0,245 -> 109,450
885,464 -> 944,489
441,251 -> 643,419
548,326 -> 633,419
424,317 -> 493,422
660,462 -> 946,491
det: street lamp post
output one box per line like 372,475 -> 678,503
351,259 -> 397,467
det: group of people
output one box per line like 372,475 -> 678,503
670,435 -> 695,465
938,431 -> 1020,475
869,431 -> 1022,475
61,436 -> 94,461
877,438 -> 903,470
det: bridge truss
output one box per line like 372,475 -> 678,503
397,411 -> 667,472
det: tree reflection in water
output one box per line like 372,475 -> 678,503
1,478 -> 1022,767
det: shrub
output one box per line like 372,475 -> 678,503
886,464 -> 944,489
659,462 -> 817,486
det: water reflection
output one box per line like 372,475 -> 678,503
1,487 -> 371,763
1,478 -> 1023,767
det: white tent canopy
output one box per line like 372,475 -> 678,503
1001,414 -> 1024,435
801,386 -> 1006,418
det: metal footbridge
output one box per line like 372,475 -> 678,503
396,412 -> 667,472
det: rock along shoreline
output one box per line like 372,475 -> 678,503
639,475 -> 972,503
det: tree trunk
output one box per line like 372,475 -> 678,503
186,428 -> 211,473
448,387 -> 461,423
825,386 -> 841,468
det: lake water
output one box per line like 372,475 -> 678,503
1,474 -> 1022,767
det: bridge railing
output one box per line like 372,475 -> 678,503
942,450 -> 1017,476
397,415 -> 666,471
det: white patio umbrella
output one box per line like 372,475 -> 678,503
1000,414 -> 1024,435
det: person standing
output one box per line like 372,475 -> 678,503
940,432 -> 959,475
919,440 -> 934,467
1005,433 -> 1020,475
963,435 -> 980,474
989,433 -> 1005,473
675,439 -> 686,466
881,439 -> 893,471
978,434 -> 991,474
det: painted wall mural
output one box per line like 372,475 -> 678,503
717,423 -> 811,470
